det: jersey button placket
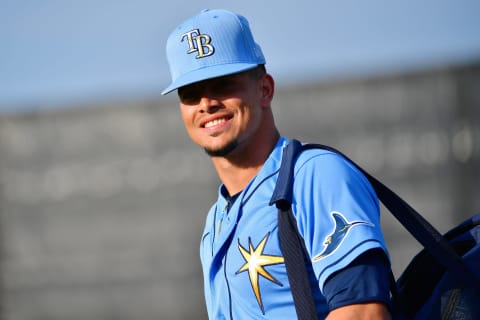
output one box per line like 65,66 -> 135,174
217,199 -> 232,235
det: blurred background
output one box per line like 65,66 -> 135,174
1,1 -> 479,319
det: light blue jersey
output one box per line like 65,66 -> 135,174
200,137 -> 388,319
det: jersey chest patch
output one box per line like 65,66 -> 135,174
235,232 -> 284,315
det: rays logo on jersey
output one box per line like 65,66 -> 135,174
313,211 -> 374,261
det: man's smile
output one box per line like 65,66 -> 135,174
201,114 -> 233,129
204,118 -> 227,128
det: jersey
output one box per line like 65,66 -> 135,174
199,136 -> 389,319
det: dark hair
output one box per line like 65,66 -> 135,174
247,64 -> 267,79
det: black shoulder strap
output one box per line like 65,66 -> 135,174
270,139 -> 319,319
270,139 -> 479,319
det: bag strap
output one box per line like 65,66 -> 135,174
270,139 -> 479,318
278,197 -> 319,319
272,139 -> 319,319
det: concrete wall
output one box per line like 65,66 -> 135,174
0,63 -> 478,319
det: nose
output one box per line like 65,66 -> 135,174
198,94 -> 221,113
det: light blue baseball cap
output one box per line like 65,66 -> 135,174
162,9 -> 266,95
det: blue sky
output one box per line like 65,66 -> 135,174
1,0 -> 480,112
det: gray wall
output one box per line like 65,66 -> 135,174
0,63 -> 479,319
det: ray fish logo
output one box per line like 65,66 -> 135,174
313,211 -> 374,261
181,29 -> 215,58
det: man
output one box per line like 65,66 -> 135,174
162,9 -> 392,319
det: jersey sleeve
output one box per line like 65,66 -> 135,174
323,248 -> 392,310
291,150 -> 389,292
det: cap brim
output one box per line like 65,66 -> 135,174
161,63 -> 259,95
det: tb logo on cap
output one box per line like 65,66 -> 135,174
181,29 -> 215,59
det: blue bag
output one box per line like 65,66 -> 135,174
396,214 -> 480,319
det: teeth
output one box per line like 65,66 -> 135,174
205,118 -> 226,128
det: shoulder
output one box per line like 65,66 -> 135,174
294,146 -> 362,182
291,144 -> 379,212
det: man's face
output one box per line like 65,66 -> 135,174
178,70 -> 266,157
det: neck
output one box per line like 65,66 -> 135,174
211,129 -> 280,196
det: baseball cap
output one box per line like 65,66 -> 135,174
162,9 -> 266,95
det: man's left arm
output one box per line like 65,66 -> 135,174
327,302 -> 391,320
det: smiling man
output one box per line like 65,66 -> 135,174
162,9 -> 392,320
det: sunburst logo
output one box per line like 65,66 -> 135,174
236,232 -> 284,315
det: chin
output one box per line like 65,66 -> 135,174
204,139 -> 239,157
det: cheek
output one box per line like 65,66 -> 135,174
243,104 -> 262,129
179,105 -> 193,126
179,106 -> 201,142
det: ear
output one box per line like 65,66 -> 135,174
259,73 -> 275,108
